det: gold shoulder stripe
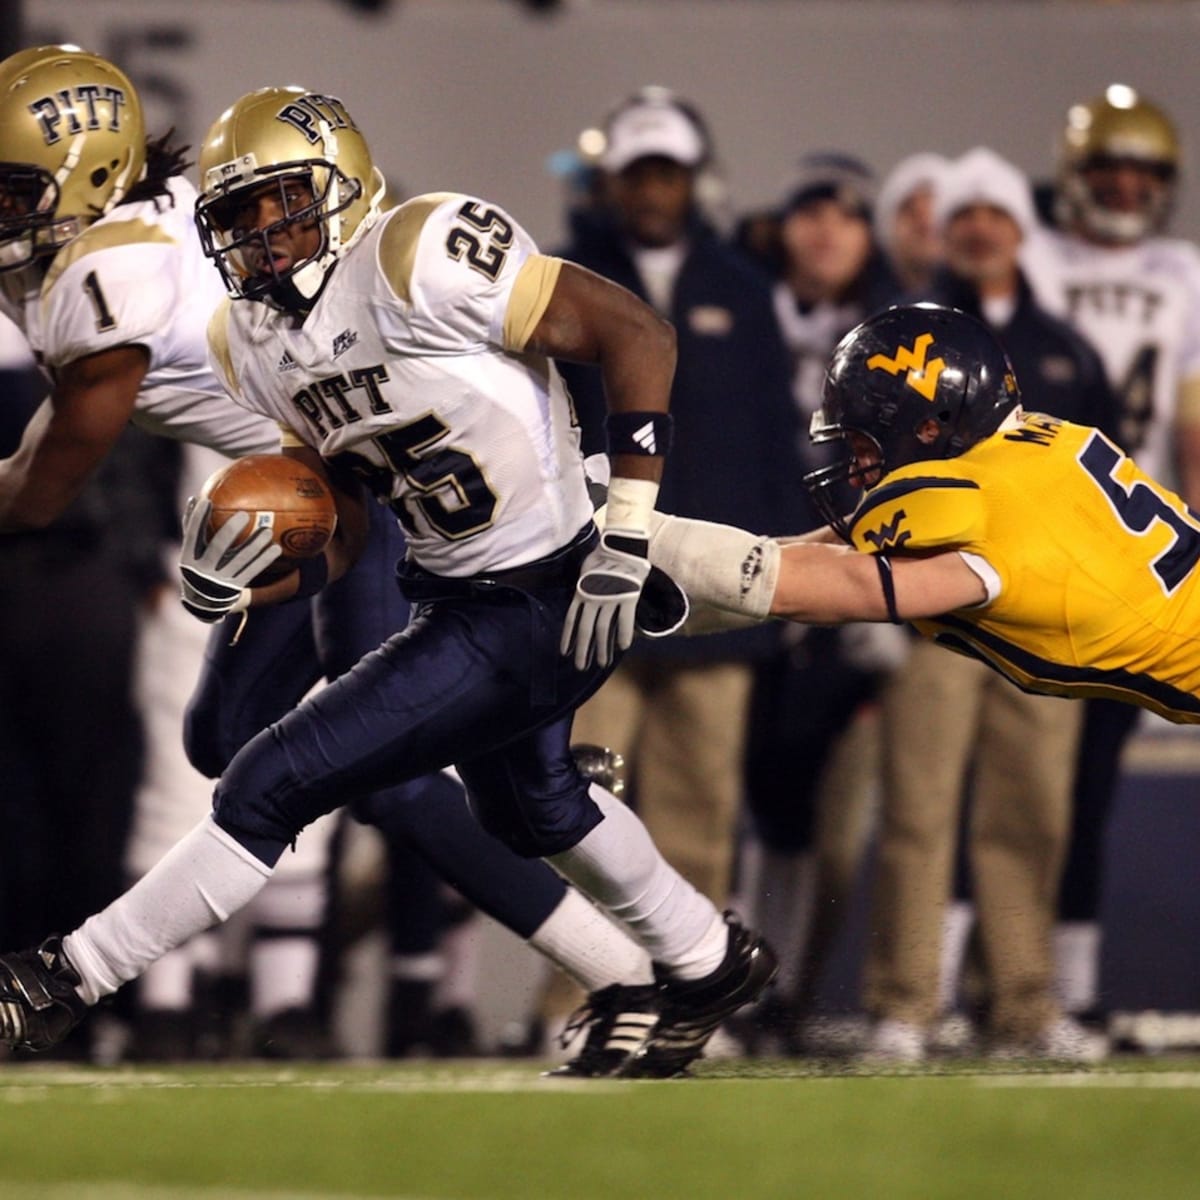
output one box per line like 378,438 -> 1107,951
206,298 -> 240,397
42,219 -> 177,295
503,255 -> 563,352
378,193 -> 460,303
279,424 -> 306,448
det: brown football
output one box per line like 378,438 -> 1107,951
199,454 -> 338,583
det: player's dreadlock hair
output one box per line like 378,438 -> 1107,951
118,130 -> 193,210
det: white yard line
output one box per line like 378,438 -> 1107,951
978,1071 -> 1200,1088
0,1067 -> 624,1095
0,1186 -> 439,1200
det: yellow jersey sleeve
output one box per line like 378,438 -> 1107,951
849,466 -> 988,555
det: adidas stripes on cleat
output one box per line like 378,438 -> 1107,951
619,916 -> 779,1078
543,983 -> 660,1078
0,936 -> 88,1053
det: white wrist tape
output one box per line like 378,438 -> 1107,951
648,514 -> 780,621
604,476 -> 660,535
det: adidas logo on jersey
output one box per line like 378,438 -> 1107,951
632,421 -> 658,454
277,350 -> 298,373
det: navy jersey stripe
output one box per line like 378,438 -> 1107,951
852,476 -> 980,534
928,614 -> 1200,720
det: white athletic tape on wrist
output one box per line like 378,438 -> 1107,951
648,514 -> 779,620
604,476 -> 660,535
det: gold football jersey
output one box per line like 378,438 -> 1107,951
848,411 -> 1200,723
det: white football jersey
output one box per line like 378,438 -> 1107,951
0,175 -> 279,459
1022,226 -> 1200,479
209,192 -> 592,576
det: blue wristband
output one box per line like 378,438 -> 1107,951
875,554 -> 902,625
293,554 -> 330,599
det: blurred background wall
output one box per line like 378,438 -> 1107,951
23,0 -> 1200,246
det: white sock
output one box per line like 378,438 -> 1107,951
547,785 -> 726,979
250,937 -> 321,1018
393,952 -> 444,985
528,886 -> 653,992
246,873 -> 328,1017
938,901 -> 975,1013
64,816 -> 273,1006
1054,920 -> 1102,1014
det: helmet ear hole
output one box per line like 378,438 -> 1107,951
0,46 -> 146,268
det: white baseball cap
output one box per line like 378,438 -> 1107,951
601,97 -> 707,173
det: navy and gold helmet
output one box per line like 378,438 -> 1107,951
805,303 -> 1020,540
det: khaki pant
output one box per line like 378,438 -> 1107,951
572,657 -> 754,906
863,640 -> 1082,1040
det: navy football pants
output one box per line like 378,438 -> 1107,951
184,502 -> 570,939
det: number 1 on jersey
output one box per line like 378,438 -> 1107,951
82,270 -> 117,332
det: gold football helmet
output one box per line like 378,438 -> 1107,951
0,44 -> 146,271
1056,84 -> 1180,244
195,86 -> 386,308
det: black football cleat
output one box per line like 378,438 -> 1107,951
543,983 -> 661,1078
618,915 -> 779,1078
0,936 -> 88,1053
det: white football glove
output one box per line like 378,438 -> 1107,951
561,530 -> 652,670
179,496 -> 282,623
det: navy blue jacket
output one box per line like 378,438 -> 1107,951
554,208 -> 808,663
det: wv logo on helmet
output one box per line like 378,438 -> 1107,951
867,333 -> 945,401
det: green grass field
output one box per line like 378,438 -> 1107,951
2,1057 -> 1199,1199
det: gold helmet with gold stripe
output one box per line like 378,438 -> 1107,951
0,44 -> 146,271
195,86 -> 385,310
1057,85 -> 1180,244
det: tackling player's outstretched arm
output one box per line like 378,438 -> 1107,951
646,512 -> 987,628
0,344 -> 149,532
770,540 -> 987,622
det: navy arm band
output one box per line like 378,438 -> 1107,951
875,554 -> 903,625
293,554 -> 330,599
605,411 -> 674,457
